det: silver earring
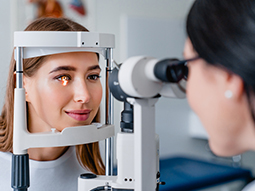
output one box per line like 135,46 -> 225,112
225,90 -> 233,99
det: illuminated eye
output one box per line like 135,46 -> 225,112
88,75 -> 100,81
61,76 -> 69,86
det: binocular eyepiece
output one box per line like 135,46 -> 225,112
109,57 -> 187,102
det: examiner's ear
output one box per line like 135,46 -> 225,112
225,72 -> 244,101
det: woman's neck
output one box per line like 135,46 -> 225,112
28,146 -> 69,161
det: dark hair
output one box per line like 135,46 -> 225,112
0,17 -> 104,175
186,0 -> 255,119
187,0 -> 255,85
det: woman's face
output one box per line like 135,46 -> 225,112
183,38 -> 254,156
24,52 -> 102,133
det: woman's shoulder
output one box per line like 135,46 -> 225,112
0,148 -> 89,191
0,150 -> 12,161
29,146 -> 77,169
29,146 -> 88,191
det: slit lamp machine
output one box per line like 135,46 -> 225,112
13,31 -> 186,191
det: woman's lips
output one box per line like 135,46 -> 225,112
65,110 -> 91,121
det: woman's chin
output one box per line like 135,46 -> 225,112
55,121 -> 93,132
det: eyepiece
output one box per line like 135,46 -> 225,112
154,59 -> 187,82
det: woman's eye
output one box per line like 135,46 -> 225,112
88,74 -> 101,81
56,75 -> 71,86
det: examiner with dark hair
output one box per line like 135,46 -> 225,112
183,0 -> 255,190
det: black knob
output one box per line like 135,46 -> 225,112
80,173 -> 97,179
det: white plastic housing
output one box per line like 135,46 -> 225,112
118,56 -> 186,99
115,133 -> 135,188
118,56 -> 163,98
160,83 -> 186,98
14,31 -> 114,47
14,31 -> 115,59
129,98 -> 158,190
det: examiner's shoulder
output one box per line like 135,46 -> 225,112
243,181 -> 255,191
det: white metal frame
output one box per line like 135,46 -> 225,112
13,31 -> 115,174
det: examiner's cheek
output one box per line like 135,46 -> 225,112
185,81 -> 191,102
185,82 -> 197,113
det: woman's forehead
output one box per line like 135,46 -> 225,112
36,52 -> 99,74
47,52 -> 98,61
46,52 -> 98,65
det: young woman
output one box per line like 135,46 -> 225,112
0,17 -> 104,191
184,0 -> 255,190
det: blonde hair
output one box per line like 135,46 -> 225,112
0,17 -> 104,175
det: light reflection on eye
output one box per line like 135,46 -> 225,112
61,76 -> 69,86
88,74 -> 100,81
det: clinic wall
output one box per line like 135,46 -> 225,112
0,1 -> 12,109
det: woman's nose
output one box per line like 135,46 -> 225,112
73,81 -> 91,104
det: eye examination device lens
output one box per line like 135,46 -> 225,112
154,58 -> 186,83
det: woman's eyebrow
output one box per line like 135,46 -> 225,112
88,65 -> 101,71
49,65 -> 101,74
49,66 -> 76,74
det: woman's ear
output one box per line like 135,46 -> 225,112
22,75 -> 31,102
13,71 -> 16,88
14,71 -> 31,102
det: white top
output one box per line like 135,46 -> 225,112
0,147 -> 88,191
243,181 -> 255,191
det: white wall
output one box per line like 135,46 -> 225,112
0,0 -> 13,109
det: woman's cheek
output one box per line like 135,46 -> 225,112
45,85 -> 71,105
93,83 -> 103,104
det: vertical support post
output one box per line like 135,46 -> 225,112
16,47 -> 23,89
12,47 -> 30,191
128,98 -> 158,191
12,154 -> 29,191
105,48 -> 114,176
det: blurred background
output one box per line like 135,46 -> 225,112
1,0 -> 255,190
